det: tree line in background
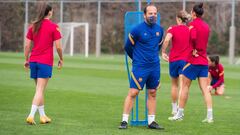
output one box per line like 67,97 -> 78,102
0,1 -> 239,56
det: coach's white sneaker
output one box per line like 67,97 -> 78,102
202,118 -> 214,123
168,114 -> 184,121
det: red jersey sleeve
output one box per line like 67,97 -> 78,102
212,64 -> 224,88
189,25 -> 197,48
53,25 -> 62,41
167,26 -> 174,35
26,26 -> 33,40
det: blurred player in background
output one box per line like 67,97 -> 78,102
24,3 -> 63,125
169,3 -> 214,123
119,4 -> 164,130
208,55 -> 225,95
161,10 -> 191,117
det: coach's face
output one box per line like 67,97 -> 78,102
144,6 -> 157,25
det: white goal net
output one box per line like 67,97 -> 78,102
59,22 -> 89,57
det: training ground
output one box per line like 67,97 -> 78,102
0,52 -> 239,135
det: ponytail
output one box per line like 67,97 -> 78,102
32,3 -> 52,34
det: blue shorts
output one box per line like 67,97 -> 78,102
182,63 -> 208,80
130,65 -> 160,90
169,60 -> 187,78
30,62 -> 52,79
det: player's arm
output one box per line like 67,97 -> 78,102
24,38 -> 32,69
24,26 -> 33,69
55,40 -> 63,69
54,25 -> 63,69
124,33 -> 134,59
189,25 -> 198,57
158,27 -> 164,47
124,28 -> 138,59
161,27 -> 172,62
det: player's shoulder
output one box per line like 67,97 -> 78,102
188,20 -> 195,28
45,19 -> 58,28
47,20 -> 60,32
167,25 -> 177,31
51,22 -> 59,28
131,23 -> 143,33
218,63 -> 224,69
27,24 -> 33,30
134,22 -> 144,28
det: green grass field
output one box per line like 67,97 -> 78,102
0,52 -> 239,135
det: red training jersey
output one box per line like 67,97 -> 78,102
188,18 -> 210,65
26,19 -> 61,66
167,25 -> 191,62
209,63 -> 224,88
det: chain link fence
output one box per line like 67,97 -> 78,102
0,0 -> 239,57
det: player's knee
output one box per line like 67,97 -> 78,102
148,90 -> 157,98
128,89 -> 139,98
129,94 -> 137,99
171,86 -> 178,92
215,90 -> 224,95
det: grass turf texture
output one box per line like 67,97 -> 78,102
0,52 -> 239,135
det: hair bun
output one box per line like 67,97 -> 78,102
193,3 -> 204,17
198,3 -> 203,8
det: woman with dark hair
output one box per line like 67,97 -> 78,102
208,55 -> 225,95
161,10 -> 191,116
24,3 -> 63,125
169,3 -> 214,123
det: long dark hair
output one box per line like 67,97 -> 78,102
209,55 -> 220,65
32,3 -> 52,34
193,3 -> 204,17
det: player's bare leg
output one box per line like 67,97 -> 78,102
119,88 -> 139,129
169,75 -> 191,121
171,77 -> 179,115
198,77 -> 213,123
27,78 -> 50,124
147,89 -> 164,129
215,85 -> 224,95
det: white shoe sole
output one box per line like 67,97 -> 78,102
202,119 -> 214,123
168,116 -> 183,121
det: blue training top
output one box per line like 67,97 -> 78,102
125,21 -> 164,67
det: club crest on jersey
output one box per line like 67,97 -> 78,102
138,77 -> 143,82
156,32 -> 160,36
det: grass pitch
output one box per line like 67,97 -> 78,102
0,52 -> 239,135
